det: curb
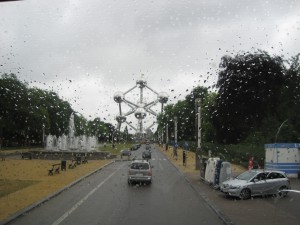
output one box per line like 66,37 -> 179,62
0,161 -> 115,225
160,148 -> 235,225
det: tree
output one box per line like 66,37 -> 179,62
214,50 -> 286,143
0,74 -> 30,146
274,53 -> 300,142
157,86 -> 213,142
123,126 -> 129,142
87,117 -> 108,141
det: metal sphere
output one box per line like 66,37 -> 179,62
113,92 -> 123,103
116,115 -> 126,123
158,92 -> 169,103
136,78 -> 147,88
134,107 -> 146,119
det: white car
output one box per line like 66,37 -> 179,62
128,159 -> 153,185
220,170 -> 290,199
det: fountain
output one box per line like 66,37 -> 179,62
45,113 -> 97,152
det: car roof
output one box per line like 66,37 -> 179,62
247,170 -> 286,174
130,159 -> 149,164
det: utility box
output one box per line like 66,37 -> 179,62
204,157 -> 220,185
265,143 -> 300,178
204,157 -> 232,187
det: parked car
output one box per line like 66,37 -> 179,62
142,150 -> 151,159
128,159 -> 153,185
220,170 -> 290,199
120,149 -> 131,159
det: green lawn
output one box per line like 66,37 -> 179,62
0,179 -> 39,198
98,143 -> 135,155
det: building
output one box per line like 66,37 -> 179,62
265,143 -> 300,178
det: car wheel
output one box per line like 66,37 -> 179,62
277,186 -> 288,198
240,188 -> 251,200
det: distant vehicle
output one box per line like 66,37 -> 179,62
145,144 -> 151,150
120,149 -> 131,159
220,170 -> 290,199
142,150 -> 151,159
128,159 -> 153,185
130,144 -> 140,151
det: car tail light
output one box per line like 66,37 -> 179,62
148,171 -> 152,176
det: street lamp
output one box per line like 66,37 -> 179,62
166,117 -> 169,151
275,119 -> 288,164
174,116 -> 178,145
195,98 -> 201,170
42,124 -> 45,148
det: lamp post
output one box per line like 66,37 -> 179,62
174,116 -> 178,145
166,119 -> 169,151
195,98 -> 201,170
42,124 -> 45,148
275,119 -> 288,164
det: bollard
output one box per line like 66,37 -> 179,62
183,150 -> 186,166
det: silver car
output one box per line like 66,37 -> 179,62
221,170 -> 290,199
128,159 -> 152,185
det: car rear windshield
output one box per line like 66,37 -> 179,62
131,163 -> 149,170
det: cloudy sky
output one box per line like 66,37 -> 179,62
1,0 -> 300,132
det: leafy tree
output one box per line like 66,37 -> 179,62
157,86 -> 213,143
214,50 -> 286,143
43,91 -> 73,137
26,88 -> 51,144
75,114 -> 88,136
123,125 -> 129,141
274,53 -> 300,142
0,74 -> 30,146
87,117 -> 108,141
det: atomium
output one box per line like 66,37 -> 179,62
113,91 -> 123,103
158,92 -> 168,103
113,75 -> 168,134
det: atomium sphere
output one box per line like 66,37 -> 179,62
113,91 -> 123,103
158,92 -> 169,103
134,107 -> 147,119
136,78 -> 147,88
116,115 -> 126,123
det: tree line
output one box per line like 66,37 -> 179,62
0,74 -> 122,147
1,50 -> 300,150
157,50 -> 300,148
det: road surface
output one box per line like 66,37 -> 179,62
8,145 -> 224,225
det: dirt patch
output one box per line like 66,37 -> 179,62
0,158 -> 112,221
159,146 -> 197,173
158,146 -> 246,176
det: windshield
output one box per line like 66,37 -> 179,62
1,1 -> 300,225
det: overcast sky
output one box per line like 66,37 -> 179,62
1,0 -> 300,132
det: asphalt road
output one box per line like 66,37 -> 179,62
8,145 -> 224,225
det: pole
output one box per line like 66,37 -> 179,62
174,116 -> 178,145
42,124 -> 45,148
195,98 -> 201,170
166,120 -> 169,151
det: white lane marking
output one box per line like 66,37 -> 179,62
51,165 -> 122,225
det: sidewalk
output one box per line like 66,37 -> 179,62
158,145 -> 300,225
